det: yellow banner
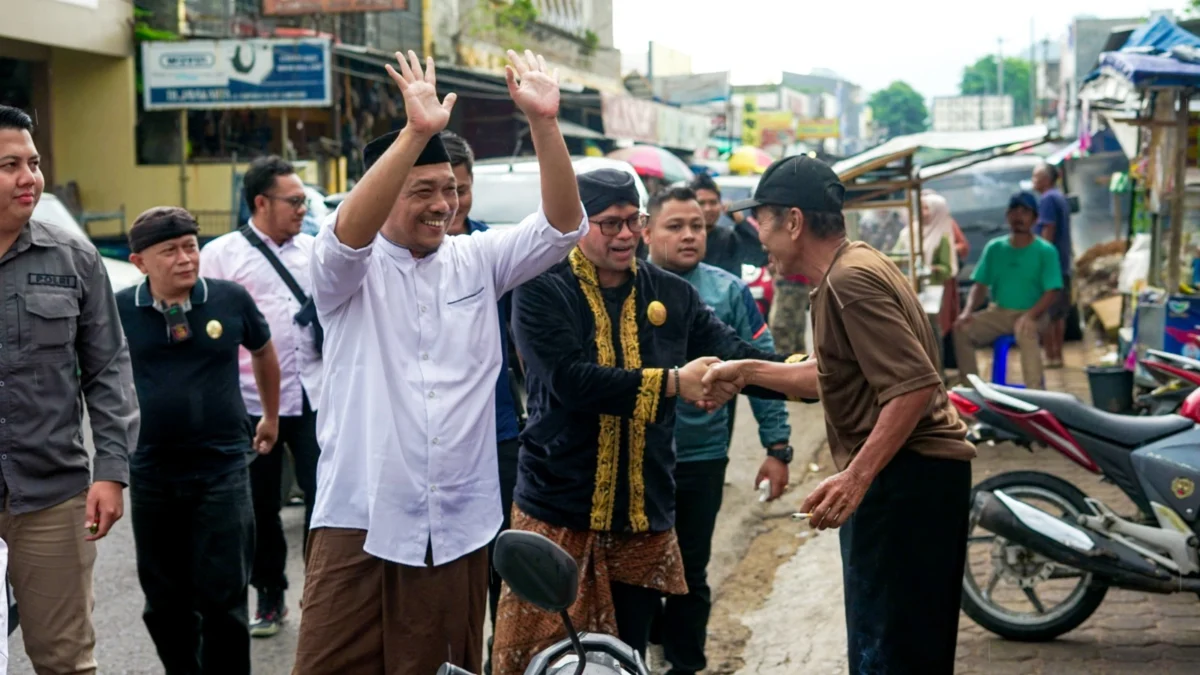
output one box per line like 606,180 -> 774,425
796,118 -> 840,140
757,111 -> 794,131
741,96 -> 760,146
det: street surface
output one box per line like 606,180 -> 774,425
7,398 -> 830,674
721,347 -> 1200,675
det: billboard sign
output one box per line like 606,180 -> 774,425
795,118 -> 840,140
262,0 -> 406,15
652,71 -> 730,106
142,38 -> 332,111
602,93 -> 658,144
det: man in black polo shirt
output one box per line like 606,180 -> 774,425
116,206 -> 281,675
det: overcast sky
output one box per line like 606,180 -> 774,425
611,0 -> 1192,98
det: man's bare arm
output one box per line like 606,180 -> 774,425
847,385 -> 937,481
334,51 -> 457,249
704,359 -> 819,401
504,50 -> 583,233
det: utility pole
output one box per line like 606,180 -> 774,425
997,37 -> 1005,96
1030,19 -> 1037,124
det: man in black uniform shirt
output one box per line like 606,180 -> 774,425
116,207 -> 281,675
490,171 -> 800,675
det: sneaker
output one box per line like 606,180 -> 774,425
250,589 -> 287,638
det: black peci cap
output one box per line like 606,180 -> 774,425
728,155 -> 845,214
362,130 -> 451,172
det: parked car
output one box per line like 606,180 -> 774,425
472,156 -> 649,228
33,194 -> 143,292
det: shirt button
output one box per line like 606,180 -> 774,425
428,391 -> 435,399
422,353 -> 429,361
0,419 -> 5,424
432,437 -> 440,445
0,381 -> 4,387
1,455 -> 6,460
420,305 -> 427,314
430,485 -> 438,493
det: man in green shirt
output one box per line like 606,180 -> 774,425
953,191 -> 1062,389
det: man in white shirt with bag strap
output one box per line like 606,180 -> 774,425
200,155 -> 323,638
292,49 -> 586,675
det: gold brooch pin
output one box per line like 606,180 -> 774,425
206,320 -> 223,339
647,300 -> 667,327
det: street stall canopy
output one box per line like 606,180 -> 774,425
833,125 -> 1051,185
1097,52 -> 1200,90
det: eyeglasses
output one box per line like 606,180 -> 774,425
590,213 -> 648,236
269,195 -> 308,210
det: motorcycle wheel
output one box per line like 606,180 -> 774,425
961,471 -> 1109,642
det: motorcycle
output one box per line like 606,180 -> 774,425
949,373 -> 1200,642
1136,349 -> 1200,415
436,530 -> 649,675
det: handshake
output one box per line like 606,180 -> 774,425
676,357 -> 751,412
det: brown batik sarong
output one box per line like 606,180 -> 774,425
491,507 -> 688,675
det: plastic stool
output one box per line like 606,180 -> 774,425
991,335 -> 1025,389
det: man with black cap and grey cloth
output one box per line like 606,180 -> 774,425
116,206 -> 280,674
293,49 -> 587,675
490,176 -> 803,675
703,156 -> 975,674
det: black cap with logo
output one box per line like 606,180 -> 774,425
727,155 -> 846,214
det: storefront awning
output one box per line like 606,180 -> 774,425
833,124 -> 1052,181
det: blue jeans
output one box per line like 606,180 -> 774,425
132,465 -> 255,675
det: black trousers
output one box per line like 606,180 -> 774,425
613,581 -> 662,657
131,465 -> 255,675
662,458 -> 728,675
840,451 -> 971,675
487,438 -> 522,630
249,393 -> 320,591
484,438 -> 521,675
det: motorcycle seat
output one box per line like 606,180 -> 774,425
993,385 -> 1194,447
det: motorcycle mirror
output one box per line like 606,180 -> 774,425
493,530 -> 579,613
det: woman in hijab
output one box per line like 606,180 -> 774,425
894,191 -> 969,336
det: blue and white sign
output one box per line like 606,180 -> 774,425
142,38 -> 332,111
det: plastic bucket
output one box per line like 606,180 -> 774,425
1086,365 -> 1135,414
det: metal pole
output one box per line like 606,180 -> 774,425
997,38 -> 1004,96
178,110 -> 188,209
281,109 -> 289,160
905,156 -> 918,291
1168,89 -> 1191,290
1030,19 -> 1037,123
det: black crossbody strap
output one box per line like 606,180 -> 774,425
238,225 -> 309,306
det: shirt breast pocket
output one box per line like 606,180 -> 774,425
444,287 -> 489,355
22,292 -> 80,354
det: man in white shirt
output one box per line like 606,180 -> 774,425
199,156 -> 323,638
292,49 -> 586,675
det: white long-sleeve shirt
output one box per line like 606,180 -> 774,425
309,205 -> 586,566
200,221 -> 323,416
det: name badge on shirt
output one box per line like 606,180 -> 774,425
27,273 -> 77,289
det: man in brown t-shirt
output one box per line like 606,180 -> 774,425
704,155 -> 975,675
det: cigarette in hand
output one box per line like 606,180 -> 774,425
758,479 -> 771,503
791,512 -> 813,521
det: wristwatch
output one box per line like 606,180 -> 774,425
766,444 -> 793,465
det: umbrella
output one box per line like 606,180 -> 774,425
728,146 -> 774,175
607,146 -> 695,184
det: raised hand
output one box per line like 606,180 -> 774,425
385,50 -> 456,137
505,49 -> 560,120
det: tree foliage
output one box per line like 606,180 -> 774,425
868,81 -> 929,139
960,56 -> 1034,125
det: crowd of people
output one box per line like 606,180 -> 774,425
0,44 -> 1073,675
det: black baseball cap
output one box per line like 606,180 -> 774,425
728,155 -> 846,214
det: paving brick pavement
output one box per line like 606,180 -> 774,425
955,346 -> 1200,674
731,345 -> 1200,674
